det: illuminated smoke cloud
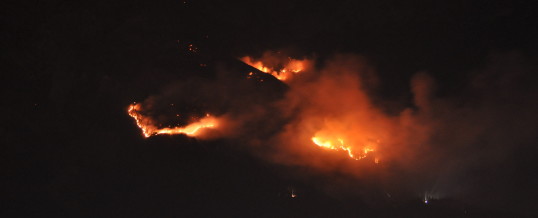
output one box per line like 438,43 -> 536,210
127,51 -> 538,205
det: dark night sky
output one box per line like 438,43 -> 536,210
3,0 -> 538,217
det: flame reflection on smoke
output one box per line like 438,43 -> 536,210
123,51 -> 538,210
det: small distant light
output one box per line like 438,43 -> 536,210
424,199 -> 428,204
291,189 -> 297,198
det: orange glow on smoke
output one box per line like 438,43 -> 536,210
241,54 -> 387,162
240,56 -> 309,81
126,53 -> 425,166
127,103 -> 217,138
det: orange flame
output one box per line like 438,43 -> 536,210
240,56 -> 309,81
127,103 -> 217,138
311,135 -> 377,161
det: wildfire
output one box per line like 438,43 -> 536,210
240,56 -> 309,81
311,136 -> 376,160
127,103 -> 217,138
127,51 -> 388,165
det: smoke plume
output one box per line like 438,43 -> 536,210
129,51 -> 538,207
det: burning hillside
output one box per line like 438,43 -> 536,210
128,53 -> 386,164
126,51 -> 538,208
240,53 -> 312,82
128,103 -> 218,138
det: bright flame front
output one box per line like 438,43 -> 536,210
311,136 -> 376,160
240,56 -> 309,81
127,103 -> 218,138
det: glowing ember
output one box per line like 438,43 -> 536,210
127,103 -> 217,138
311,136 -> 376,160
240,56 -> 309,81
